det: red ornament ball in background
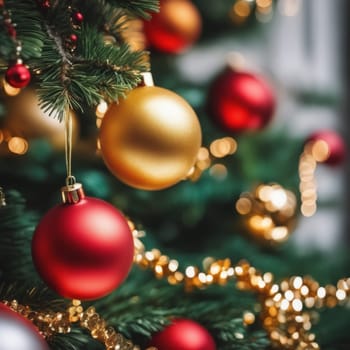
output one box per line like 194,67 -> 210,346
307,129 -> 346,166
208,69 -> 276,133
150,319 -> 216,350
32,188 -> 134,300
0,303 -> 49,350
5,62 -> 31,88
143,0 -> 202,54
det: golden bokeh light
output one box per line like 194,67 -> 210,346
230,0 -> 251,25
209,163 -> 228,180
311,140 -> 330,163
8,136 -> 29,155
236,197 -> 252,215
298,138 -> 332,217
243,311 -> 256,326
210,137 -> 237,158
256,0 -> 272,8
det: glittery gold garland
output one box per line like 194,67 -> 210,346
2,299 -> 157,350
131,222 -> 350,349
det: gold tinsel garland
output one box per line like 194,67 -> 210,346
131,222 -> 350,350
1,298 -> 156,350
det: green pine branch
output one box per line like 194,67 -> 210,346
107,0 -> 159,19
0,190 -> 40,283
1,0 -> 156,121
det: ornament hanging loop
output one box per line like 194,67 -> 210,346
65,175 -> 76,187
62,106 -> 83,204
64,106 -> 73,181
140,72 -> 154,87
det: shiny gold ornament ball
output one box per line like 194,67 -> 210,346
99,86 -> 202,190
3,88 -> 79,149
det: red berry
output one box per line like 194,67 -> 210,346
70,34 -> 78,42
73,12 -> 84,23
5,63 -> 31,88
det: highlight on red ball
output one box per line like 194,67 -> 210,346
208,68 -> 276,134
143,0 -> 202,54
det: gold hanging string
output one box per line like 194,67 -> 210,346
64,106 -> 75,186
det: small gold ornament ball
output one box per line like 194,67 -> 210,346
99,86 -> 202,190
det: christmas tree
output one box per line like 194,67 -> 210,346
0,1 -> 349,349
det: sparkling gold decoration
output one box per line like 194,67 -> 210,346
236,183 -> 297,245
1,298 -> 156,350
131,223 -> 350,349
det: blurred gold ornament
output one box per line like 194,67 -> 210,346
2,88 -> 79,149
99,83 -> 202,191
236,183 -> 297,245
120,18 -> 147,52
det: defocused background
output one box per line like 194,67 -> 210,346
153,0 -> 348,251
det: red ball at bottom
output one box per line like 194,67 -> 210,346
150,319 -> 216,350
32,197 -> 134,300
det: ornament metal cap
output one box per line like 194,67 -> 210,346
61,182 -> 85,204
140,72 -> 154,87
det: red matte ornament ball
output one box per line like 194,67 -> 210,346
5,63 -> 31,88
32,196 -> 134,300
208,69 -> 276,133
143,0 -> 202,54
0,303 -> 49,350
307,129 -> 346,166
149,319 -> 216,350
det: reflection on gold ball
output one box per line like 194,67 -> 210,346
99,86 -> 202,190
2,88 -> 79,149
236,183 -> 297,245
